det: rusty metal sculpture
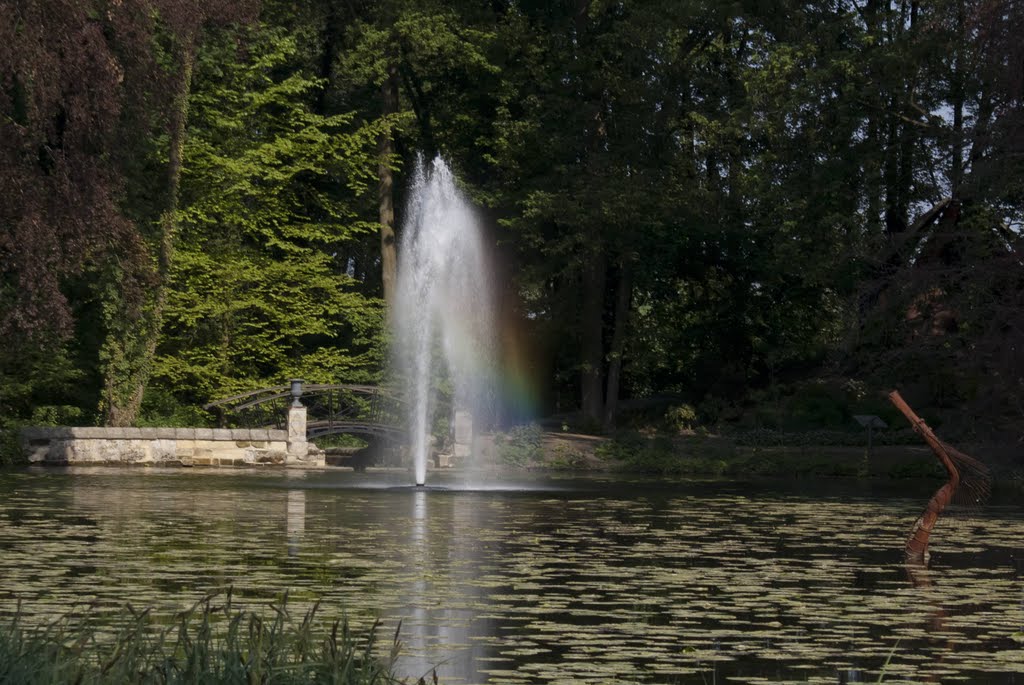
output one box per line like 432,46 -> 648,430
888,390 -> 991,565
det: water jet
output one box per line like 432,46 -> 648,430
393,156 -> 495,487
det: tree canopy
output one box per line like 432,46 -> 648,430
2,0 -> 1022,443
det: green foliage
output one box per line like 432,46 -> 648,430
781,383 -> 851,429
494,424 -> 543,467
729,429 -> 924,448
885,459 -> 946,480
0,591 -> 410,684
597,434 -> 692,477
150,24 -> 388,414
137,388 -> 215,428
694,396 -> 741,427
312,434 -> 368,450
724,378 -> 918,435
1008,470 -> 1024,495
547,443 -> 588,470
665,404 -> 698,433
0,341 -> 95,464
332,0 -> 500,175
593,430 -> 947,479
0,430 -> 20,466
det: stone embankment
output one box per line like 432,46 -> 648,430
20,426 -> 324,467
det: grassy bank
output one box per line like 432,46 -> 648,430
489,425 -> 1024,492
0,592 -> 417,685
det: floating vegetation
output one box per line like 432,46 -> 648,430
0,470 -> 1022,683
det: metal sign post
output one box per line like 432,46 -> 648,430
853,414 -> 887,463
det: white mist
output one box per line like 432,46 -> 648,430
393,156 -> 495,486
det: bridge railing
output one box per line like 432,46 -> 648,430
204,384 -> 405,440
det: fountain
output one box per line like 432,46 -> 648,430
393,156 -> 496,486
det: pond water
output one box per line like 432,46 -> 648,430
0,467 -> 1022,683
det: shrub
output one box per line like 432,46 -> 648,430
0,425 -> 24,466
729,428 -> 925,448
783,382 -> 850,429
665,404 -> 698,433
547,443 -> 588,470
138,387 -> 214,428
494,424 -> 543,467
596,434 -> 696,476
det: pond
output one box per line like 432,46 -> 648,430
0,467 -> 1021,683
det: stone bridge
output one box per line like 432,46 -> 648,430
204,382 -> 405,441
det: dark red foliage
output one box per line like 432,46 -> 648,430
0,0 -> 257,343
0,0 -> 142,340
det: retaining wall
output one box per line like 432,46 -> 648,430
19,426 -> 324,467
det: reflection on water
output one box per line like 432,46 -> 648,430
0,467 -> 1022,683
287,489 -> 305,556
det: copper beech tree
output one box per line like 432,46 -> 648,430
0,0 -> 144,341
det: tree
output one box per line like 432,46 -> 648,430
486,1 -> 670,426
145,20 -> 389,415
849,0 -> 1024,432
2,0 -> 1021,440
0,0 -> 156,440
0,0 -> 147,343
97,0 -> 258,426
329,0 -> 499,303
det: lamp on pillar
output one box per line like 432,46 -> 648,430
286,380 -> 316,465
290,379 -> 304,408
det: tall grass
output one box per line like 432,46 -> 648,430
0,591 -> 424,684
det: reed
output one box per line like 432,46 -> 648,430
0,591 -> 419,684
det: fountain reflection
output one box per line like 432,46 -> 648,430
392,489 -> 496,683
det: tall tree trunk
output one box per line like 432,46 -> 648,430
865,108 -> 883,236
950,0 -> 966,194
315,3 -> 340,115
603,257 -> 633,429
102,38 -> 195,426
580,248 -> 607,426
864,0 -> 884,236
572,0 -> 609,428
378,64 -> 399,305
951,94 -> 964,193
883,112 -> 906,235
895,3 -> 917,227
397,61 -> 436,155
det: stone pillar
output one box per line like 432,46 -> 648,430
453,410 -> 473,462
286,405 -> 308,465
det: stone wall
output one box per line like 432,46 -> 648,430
19,426 -> 324,467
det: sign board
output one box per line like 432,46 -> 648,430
853,415 -> 887,429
